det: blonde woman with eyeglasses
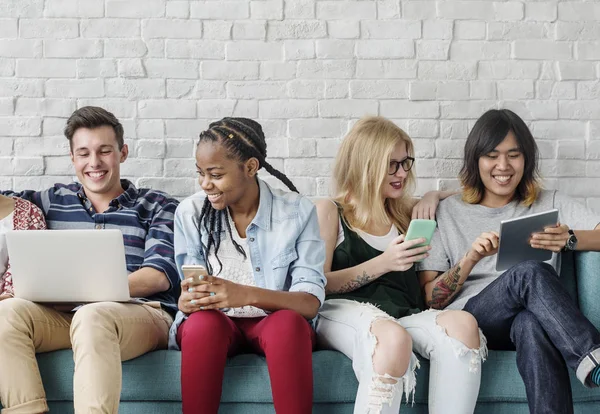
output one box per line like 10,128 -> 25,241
315,116 -> 486,414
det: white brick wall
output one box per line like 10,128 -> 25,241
0,0 -> 599,212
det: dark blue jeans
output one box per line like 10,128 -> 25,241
463,260 -> 600,414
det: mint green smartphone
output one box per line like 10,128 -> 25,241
405,219 -> 437,250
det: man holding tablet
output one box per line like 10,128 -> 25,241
0,106 -> 179,413
419,109 -> 600,414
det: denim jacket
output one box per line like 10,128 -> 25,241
168,178 -> 327,349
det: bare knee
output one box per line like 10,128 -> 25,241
437,310 -> 480,349
370,319 -> 413,378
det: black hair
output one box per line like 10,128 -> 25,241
460,109 -> 541,206
196,117 -> 298,275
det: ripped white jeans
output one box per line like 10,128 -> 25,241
315,299 -> 487,414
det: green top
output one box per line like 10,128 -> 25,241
327,210 -> 426,318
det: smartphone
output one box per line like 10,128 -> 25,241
181,264 -> 209,285
405,219 -> 437,252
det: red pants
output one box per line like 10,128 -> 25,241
177,309 -> 316,414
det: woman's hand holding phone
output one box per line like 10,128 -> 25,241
179,277 -> 213,314
379,234 -> 431,273
403,219 -> 437,263
178,264 -> 252,312
179,265 -> 213,314
190,275 -> 252,310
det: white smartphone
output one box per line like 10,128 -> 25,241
181,264 -> 209,285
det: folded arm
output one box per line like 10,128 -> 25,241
138,198 -> 180,297
184,276 -> 321,319
129,267 -> 170,297
247,288 -> 320,319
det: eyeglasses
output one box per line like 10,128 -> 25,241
388,157 -> 415,175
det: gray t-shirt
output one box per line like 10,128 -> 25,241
417,190 -> 600,310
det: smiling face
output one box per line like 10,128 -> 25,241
195,141 -> 259,211
381,141 -> 410,200
70,125 -> 128,200
478,130 -> 525,208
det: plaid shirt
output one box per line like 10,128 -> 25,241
2,180 -> 180,314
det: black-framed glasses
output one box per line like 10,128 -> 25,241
388,157 -> 415,175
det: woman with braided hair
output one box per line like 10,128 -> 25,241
168,117 -> 326,414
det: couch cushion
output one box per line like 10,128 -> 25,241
37,349 -> 599,404
576,251 -> 600,330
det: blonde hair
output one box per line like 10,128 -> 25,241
332,116 -> 416,234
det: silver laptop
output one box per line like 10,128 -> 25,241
495,209 -> 559,272
6,229 -> 131,302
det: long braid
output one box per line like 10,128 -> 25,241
196,117 -> 299,271
195,198 -> 213,275
223,209 -> 247,259
212,209 -> 224,273
262,161 -> 299,192
207,206 -> 223,274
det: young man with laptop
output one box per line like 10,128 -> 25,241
0,106 -> 179,413
419,109 -> 600,414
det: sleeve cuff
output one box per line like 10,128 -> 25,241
415,261 -> 450,273
142,261 -> 177,290
289,281 -> 326,307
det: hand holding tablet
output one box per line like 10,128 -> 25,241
495,209 -> 559,272
530,223 -> 571,253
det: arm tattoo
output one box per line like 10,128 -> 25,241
329,271 -> 374,294
427,264 -> 463,309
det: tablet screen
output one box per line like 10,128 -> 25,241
496,209 -> 559,272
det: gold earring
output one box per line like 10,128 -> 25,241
228,134 -> 234,139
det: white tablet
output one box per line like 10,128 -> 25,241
495,209 -> 559,272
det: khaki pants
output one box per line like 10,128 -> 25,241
0,298 -> 173,414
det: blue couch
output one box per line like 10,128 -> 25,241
13,252 -> 600,413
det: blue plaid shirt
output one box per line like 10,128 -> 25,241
2,180 -> 180,314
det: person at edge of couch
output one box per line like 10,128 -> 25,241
0,194 -> 47,300
169,117 -> 326,414
314,116 -> 487,414
0,106 -> 180,414
418,108 -> 600,414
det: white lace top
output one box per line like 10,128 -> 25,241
207,210 -> 267,318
